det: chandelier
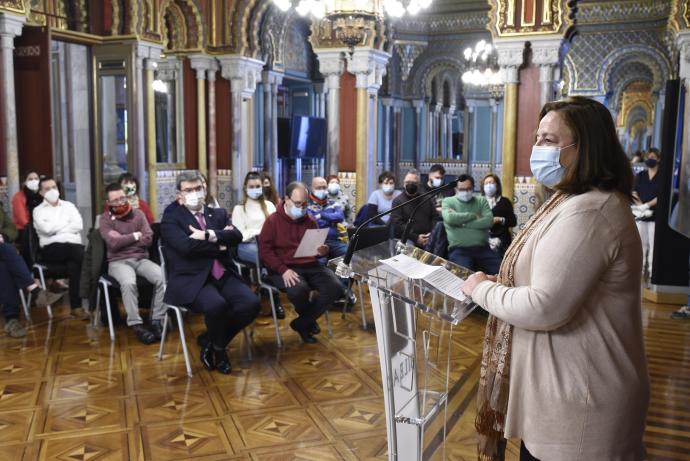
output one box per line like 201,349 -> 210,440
461,40 -> 503,87
271,0 -> 434,20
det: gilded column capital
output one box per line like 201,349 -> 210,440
494,40 -> 524,84
348,48 -> 390,90
315,49 -> 346,92
0,12 -> 24,41
218,55 -> 265,95
189,54 -> 216,80
393,40 -> 427,82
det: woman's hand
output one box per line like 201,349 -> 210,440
461,272 -> 497,298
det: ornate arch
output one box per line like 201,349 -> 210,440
608,61 -> 655,114
159,0 -> 204,50
599,45 -> 670,95
407,56 -> 465,100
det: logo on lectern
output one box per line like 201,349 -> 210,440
391,351 -> 415,392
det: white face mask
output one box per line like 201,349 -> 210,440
530,143 -> 575,188
44,189 -> 60,204
431,177 -> 443,188
484,183 -> 497,197
247,187 -> 263,200
328,183 -> 340,195
313,189 -> 327,200
456,190 -> 473,202
184,191 -> 204,210
26,179 -> 39,192
382,184 -> 395,194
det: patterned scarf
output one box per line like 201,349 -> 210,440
476,191 -> 571,460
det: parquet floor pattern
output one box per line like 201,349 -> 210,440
0,290 -> 686,460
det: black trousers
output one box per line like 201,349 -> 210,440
270,265 -> 344,324
0,242 -> 35,319
520,441 -> 540,461
191,273 -> 260,349
39,242 -> 84,309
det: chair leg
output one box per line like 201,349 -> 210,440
94,286 -> 102,328
173,308 -> 193,377
243,328 -> 253,361
324,310 -> 333,338
18,290 -> 31,323
35,267 -> 53,319
103,284 -> 115,342
358,280 -> 367,329
267,287 -> 282,348
158,311 -> 169,361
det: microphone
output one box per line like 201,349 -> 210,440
399,182 -> 455,246
335,181 -> 456,278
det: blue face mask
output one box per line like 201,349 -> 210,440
456,191 -> 473,202
289,204 -> 306,220
431,177 -> 443,188
530,143 -> 576,188
247,187 -> 263,200
313,189 -> 327,200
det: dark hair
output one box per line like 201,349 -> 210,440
242,171 -> 269,217
118,172 -> 140,193
456,174 -> 475,188
326,174 -> 339,183
285,181 -> 308,200
175,171 -> 203,191
105,183 -> 123,195
481,173 -> 502,197
38,176 -> 56,191
378,171 -> 395,184
260,171 -> 279,205
429,164 -> 446,175
538,97 -> 633,200
647,147 -> 660,159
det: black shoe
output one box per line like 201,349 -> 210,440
290,318 -> 317,344
309,322 -> 320,335
132,324 -> 156,345
214,349 -> 232,374
149,320 -> 164,340
200,343 -> 215,371
275,304 -> 286,319
197,331 -> 210,347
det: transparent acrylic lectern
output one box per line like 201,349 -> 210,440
333,239 -> 476,461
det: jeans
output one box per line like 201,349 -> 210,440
0,243 -> 34,319
108,258 -> 166,326
191,273 -> 260,349
40,242 -> 84,309
448,245 -> 502,275
237,242 -> 258,265
270,265 -> 344,324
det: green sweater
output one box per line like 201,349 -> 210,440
441,195 -> 493,250
0,204 -> 17,243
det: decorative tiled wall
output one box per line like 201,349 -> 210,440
513,177 -> 540,232
338,171 -> 357,223
217,169 -> 233,211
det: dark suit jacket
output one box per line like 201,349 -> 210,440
160,203 -> 243,305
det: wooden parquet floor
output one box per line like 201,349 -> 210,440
0,290 -> 687,460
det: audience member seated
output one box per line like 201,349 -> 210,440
481,174 -> 517,256
232,172 -> 277,264
260,171 -> 279,206
423,164 -> 453,211
325,175 -> 351,225
307,177 -> 348,260
99,183 -> 166,345
390,169 -> 439,249
442,174 -> 501,275
363,171 -> 401,225
118,173 -> 155,224
11,171 -> 43,234
161,172 -> 260,374
259,181 -> 344,344
33,177 -> 89,320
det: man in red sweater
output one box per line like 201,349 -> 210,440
99,183 -> 165,344
259,181 -> 344,343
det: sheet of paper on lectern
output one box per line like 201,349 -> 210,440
293,228 -> 329,258
379,253 -> 467,302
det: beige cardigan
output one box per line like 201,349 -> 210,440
473,190 -> 649,461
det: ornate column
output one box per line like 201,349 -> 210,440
412,99 -> 425,166
348,48 -> 390,209
495,41 -> 523,201
315,50 -> 345,176
134,52 -> 146,194
0,13 -> 25,205
207,60 -> 219,196
531,37 -> 562,107
190,55 -> 215,177
313,82 -> 326,117
261,70 -> 283,175
381,98 -> 393,171
440,107 -> 448,158
219,55 -> 264,204
393,105 -> 402,179
489,98 -> 498,168
145,56 -> 159,218
447,105 -> 455,159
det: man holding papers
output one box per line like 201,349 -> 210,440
259,182 -> 345,343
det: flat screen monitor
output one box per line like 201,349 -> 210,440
290,115 -> 327,159
277,117 -> 291,159
669,80 -> 690,238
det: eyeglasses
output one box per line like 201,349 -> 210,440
457,187 -> 473,192
289,200 -> 307,208
180,185 -> 204,194
108,197 -> 128,205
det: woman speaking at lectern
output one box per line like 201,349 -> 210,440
461,97 -> 649,461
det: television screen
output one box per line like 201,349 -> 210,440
290,115 -> 327,159
277,117 -> 291,159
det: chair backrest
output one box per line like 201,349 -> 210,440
157,242 -> 168,286
25,221 -> 41,265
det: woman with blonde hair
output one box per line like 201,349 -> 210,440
462,97 -> 649,461
232,172 -> 276,265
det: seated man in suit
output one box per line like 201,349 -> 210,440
160,172 -> 260,374
259,181 -> 344,344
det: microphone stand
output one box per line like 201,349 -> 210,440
336,182 -> 456,278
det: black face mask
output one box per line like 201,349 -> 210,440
645,158 -> 658,168
405,183 -> 419,195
